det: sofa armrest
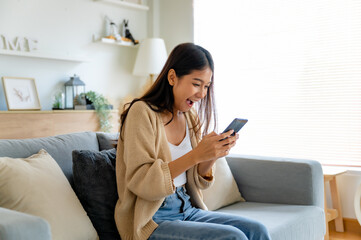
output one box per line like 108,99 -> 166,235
0,207 -> 51,240
226,154 -> 324,208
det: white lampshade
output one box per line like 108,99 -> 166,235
133,38 -> 167,77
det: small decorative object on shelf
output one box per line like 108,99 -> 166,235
74,93 -> 87,110
110,21 -> 122,41
122,19 -> 139,45
64,75 -> 86,109
52,91 -> 65,110
101,17 -> 138,46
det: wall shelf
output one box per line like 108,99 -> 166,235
0,49 -> 89,63
97,37 -> 138,48
94,0 -> 149,11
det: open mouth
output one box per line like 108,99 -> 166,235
186,99 -> 194,107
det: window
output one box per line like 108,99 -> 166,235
194,0 -> 361,167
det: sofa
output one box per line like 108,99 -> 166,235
0,131 -> 326,240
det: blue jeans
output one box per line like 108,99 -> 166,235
149,187 -> 271,240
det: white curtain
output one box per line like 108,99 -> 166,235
194,0 -> 361,167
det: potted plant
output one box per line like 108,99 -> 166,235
52,91 -> 65,110
80,91 -> 113,132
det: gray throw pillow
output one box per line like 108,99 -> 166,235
96,133 -> 119,151
72,148 -> 120,240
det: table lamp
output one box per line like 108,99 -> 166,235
133,38 -> 167,88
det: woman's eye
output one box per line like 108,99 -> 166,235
193,83 -> 200,87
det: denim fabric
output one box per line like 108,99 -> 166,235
150,187 -> 271,240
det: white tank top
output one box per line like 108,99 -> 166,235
167,122 -> 192,187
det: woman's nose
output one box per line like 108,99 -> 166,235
197,88 -> 207,99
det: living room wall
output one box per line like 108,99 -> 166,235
0,0 -> 149,110
0,0 -> 196,112
158,0 -> 194,52
0,0 -> 194,111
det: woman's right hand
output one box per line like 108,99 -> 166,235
192,130 -> 237,164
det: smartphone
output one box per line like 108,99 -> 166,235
222,118 -> 248,136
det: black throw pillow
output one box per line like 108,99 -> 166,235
72,148 -> 121,240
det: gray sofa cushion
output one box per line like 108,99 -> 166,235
217,202 -> 325,240
96,132 -> 119,150
0,207 -> 51,240
0,132 -> 99,185
227,154 -> 324,208
72,148 -> 120,240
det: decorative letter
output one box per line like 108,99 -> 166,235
5,36 -> 23,51
2,34 -> 10,50
0,35 -> 4,49
26,38 -> 38,52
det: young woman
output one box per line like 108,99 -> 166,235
115,43 -> 271,240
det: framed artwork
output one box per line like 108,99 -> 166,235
2,77 -> 41,110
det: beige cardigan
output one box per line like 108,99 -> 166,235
114,101 -> 214,240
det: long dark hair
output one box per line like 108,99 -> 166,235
120,42 -> 216,139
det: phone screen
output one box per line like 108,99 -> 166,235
222,118 -> 248,136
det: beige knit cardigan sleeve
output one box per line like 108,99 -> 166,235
121,101 -> 175,200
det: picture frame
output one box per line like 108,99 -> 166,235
2,77 -> 41,110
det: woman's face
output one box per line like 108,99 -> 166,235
168,67 -> 213,113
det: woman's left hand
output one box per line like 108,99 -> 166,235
197,132 -> 239,177
222,132 -> 239,155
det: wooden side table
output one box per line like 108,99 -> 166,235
323,167 -> 347,240
355,183 -> 361,226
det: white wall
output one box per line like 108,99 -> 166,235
158,0 -> 194,53
0,0 -> 149,110
0,0 -> 194,110
326,170 -> 361,220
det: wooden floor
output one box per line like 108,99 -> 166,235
329,219 -> 361,240
329,230 -> 361,240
